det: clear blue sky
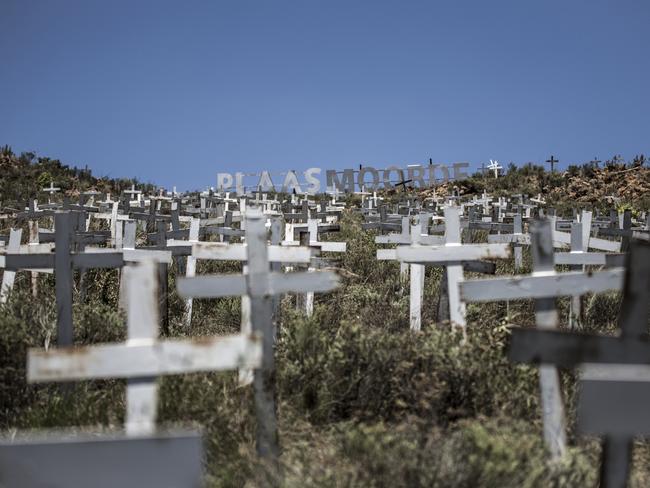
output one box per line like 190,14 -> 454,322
1,0 -> 648,190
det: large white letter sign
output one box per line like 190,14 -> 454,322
358,166 -> 380,190
235,172 -> 245,195
382,166 -> 405,189
453,162 -> 469,180
326,169 -> 355,193
428,163 -> 450,185
257,171 -> 275,192
303,168 -> 321,195
407,165 -> 426,188
281,171 -> 303,194
217,173 -> 233,191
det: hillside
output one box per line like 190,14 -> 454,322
0,145 -> 157,207
0,148 -> 648,486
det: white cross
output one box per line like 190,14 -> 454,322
487,214 -> 528,270
291,219 -> 346,316
188,219 -> 313,383
550,214 -> 621,252
0,229 -> 21,303
376,216 -> 443,330
177,208 -> 339,462
42,182 -> 60,195
459,219 -> 625,459
395,206 -> 511,329
27,259 -> 262,436
487,159 -> 502,178
530,193 -> 546,205
282,218 -> 347,253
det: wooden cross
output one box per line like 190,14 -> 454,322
176,218 -> 200,327
550,214 -> 621,252
486,159 -> 502,178
312,200 -> 343,224
361,205 -> 404,234
1,215 -> 55,298
282,218 -> 347,253
597,209 -> 633,251
177,208 -> 339,465
4,212 -> 126,345
394,178 -> 413,192
460,219 -> 625,460
546,155 -> 559,172
89,201 -> 123,246
129,199 -> 171,234
123,184 -> 142,201
465,219 -> 567,458
0,229 -> 22,303
188,224 -> 313,332
28,258 -> 262,434
530,193 -> 546,206
293,219 -> 346,316
376,216 -> 419,281
42,182 -> 60,203
487,213 -> 528,270
395,206 -> 511,329
589,157 -> 601,168
42,181 -> 60,194
506,239 -> 650,487
376,215 -> 445,316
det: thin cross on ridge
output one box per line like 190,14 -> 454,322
546,155 -> 559,172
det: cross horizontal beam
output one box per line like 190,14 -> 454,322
460,268 -> 623,301
177,271 -> 339,299
281,241 -> 347,252
508,328 -> 650,367
554,252 -> 626,267
28,334 -> 262,382
191,242 -> 313,263
395,243 -> 510,263
84,248 -> 172,264
553,228 -> 621,252
487,234 -> 531,245
376,234 -> 445,245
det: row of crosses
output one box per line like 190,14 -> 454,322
0,208 -> 340,485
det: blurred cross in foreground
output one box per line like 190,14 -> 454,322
505,238 -> 650,488
460,219 -> 626,461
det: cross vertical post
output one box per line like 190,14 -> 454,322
409,224 -> 425,331
0,229 -> 22,303
245,211 -> 280,464
445,207 -> 467,328
546,155 -> 558,173
124,260 -> 159,436
513,213 -> 523,270
156,220 -> 169,334
55,212 -> 74,346
530,220 -> 567,459
183,218 -> 200,328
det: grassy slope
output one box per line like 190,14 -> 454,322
0,145 -> 157,206
1,149 -> 649,487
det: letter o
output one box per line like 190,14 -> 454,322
383,166 -> 405,189
358,166 -> 380,190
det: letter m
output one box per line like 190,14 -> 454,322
326,169 -> 355,193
